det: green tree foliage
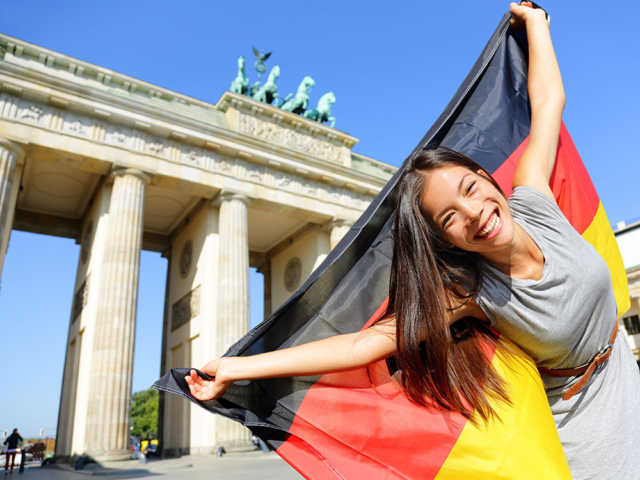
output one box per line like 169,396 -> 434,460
130,388 -> 158,438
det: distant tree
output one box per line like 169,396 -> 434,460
130,388 -> 158,438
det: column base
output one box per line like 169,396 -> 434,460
84,449 -> 131,463
215,439 -> 256,453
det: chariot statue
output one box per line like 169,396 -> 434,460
279,76 -> 315,115
230,56 -> 249,95
227,51 -> 337,127
252,65 -> 281,105
304,91 -> 336,128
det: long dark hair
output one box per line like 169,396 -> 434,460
380,146 -> 511,423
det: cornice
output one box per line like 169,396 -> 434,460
0,33 -> 216,112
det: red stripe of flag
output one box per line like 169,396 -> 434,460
492,122 -> 599,234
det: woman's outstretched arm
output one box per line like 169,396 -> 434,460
185,321 -> 397,401
510,2 -> 566,201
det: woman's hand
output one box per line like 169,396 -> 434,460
510,2 -> 547,31
184,358 -> 233,401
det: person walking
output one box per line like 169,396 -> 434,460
3,429 -> 22,475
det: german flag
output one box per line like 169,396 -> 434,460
154,10 -> 628,479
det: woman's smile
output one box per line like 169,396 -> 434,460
474,209 -> 503,240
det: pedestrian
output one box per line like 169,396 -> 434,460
183,3 -> 640,478
3,429 -> 22,475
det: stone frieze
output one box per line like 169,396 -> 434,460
0,94 -> 375,211
238,113 -> 342,164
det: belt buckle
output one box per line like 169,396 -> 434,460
596,342 -> 613,359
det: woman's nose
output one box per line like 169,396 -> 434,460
461,201 -> 482,224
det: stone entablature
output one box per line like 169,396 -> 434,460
0,34 -> 396,225
0,98 -> 375,219
0,33 -> 394,196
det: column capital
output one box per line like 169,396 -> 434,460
256,258 -> 271,275
0,137 -> 26,165
109,167 -> 151,185
213,190 -> 252,208
323,217 -> 354,232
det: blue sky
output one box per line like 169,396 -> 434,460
0,0 -> 638,438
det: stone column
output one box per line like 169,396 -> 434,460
0,138 -> 25,284
257,260 -> 272,319
214,191 -> 252,448
85,168 -> 149,461
325,218 -> 354,250
157,248 -> 171,459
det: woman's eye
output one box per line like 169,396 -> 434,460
466,181 -> 476,194
442,213 -> 453,228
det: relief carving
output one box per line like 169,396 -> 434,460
108,127 -> 128,145
275,174 -> 291,189
285,257 -> 302,292
63,117 -> 91,136
217,159 -> 233,173
246,164 -> 265,182
302,182 -> 317,196
327,186 -> 342,203
20,105 -> 45,123
71,276 -> 90,323
81,221 -> 93,264
239,114 -> 342,163
182,149 -> 201,165
179,240 -> 193,278
171,285 -> 201,332
146,141 -> 165,155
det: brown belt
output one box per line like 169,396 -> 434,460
538,322 -> 618,401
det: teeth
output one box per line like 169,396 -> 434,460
478,212 -> 499,237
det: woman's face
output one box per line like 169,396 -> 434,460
420,165 -> 515,253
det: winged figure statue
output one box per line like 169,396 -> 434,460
252,46 -> 272,80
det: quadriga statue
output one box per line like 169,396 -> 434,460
304,91 -> 336,128
279,76 -> 315,115
252,65 -> 281,105
230,56 -> 249,95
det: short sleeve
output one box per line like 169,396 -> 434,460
472,291 -> 497,327
508,186 -> 569,230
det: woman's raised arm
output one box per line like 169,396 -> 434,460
510,2 -> 566,201
185,320 -> 398,401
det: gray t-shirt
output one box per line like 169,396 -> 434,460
474,186 -> 640,479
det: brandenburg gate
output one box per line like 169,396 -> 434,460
0,34 -> 395,460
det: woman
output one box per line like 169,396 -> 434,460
185,3 -> 640,477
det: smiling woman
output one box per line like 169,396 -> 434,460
158,3 -> 640,478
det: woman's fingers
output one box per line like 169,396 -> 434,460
509,2 -> 536,31
183,369 -> 229,401
201,358 -> 220,377
190,369 -> 203,385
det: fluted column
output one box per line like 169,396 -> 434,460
85,168 -> 149,461
214,191 -> 252,447
0,138 -> 25,284
325,218 -> 354,250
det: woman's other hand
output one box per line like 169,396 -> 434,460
510,2 -> 546,31
184,358 -> 233,401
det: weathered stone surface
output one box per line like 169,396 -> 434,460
0,33 -> 398,459
84,168 -> 149,461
